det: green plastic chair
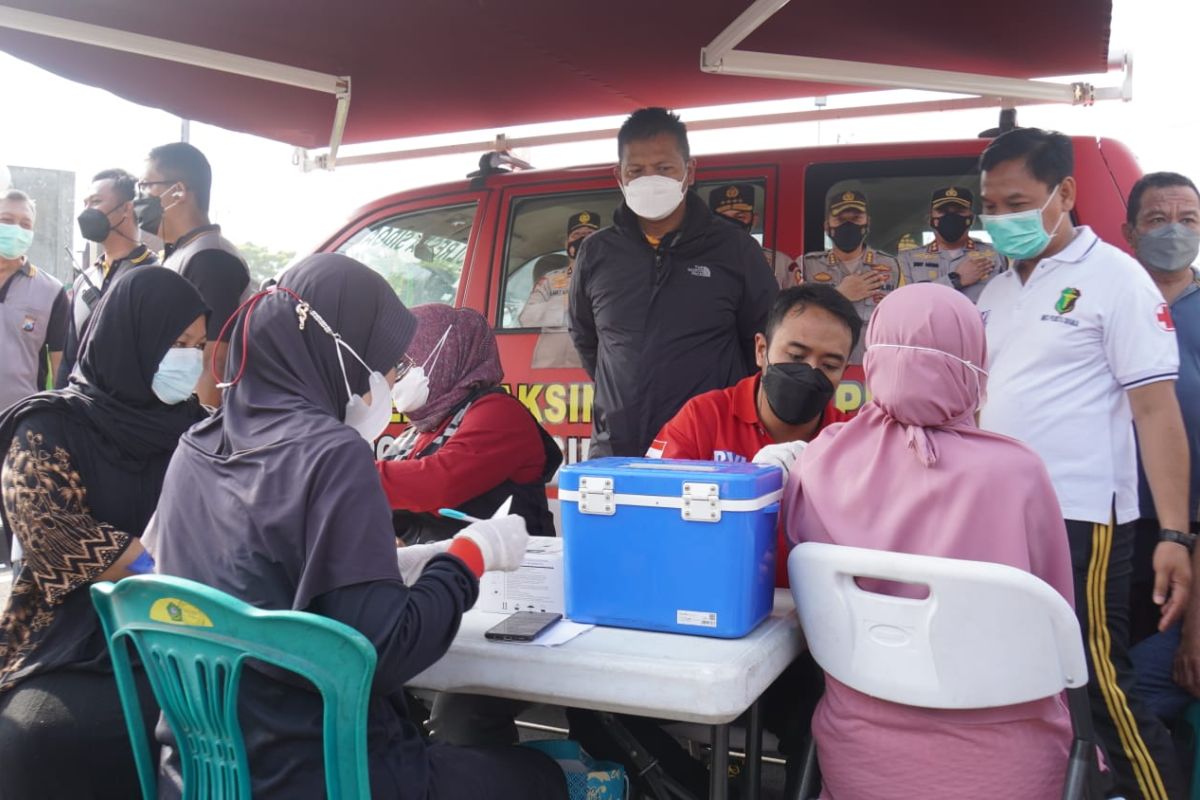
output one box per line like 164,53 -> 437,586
91,575 -> 377,800
1186,702 -> 1200,800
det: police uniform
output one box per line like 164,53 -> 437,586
519,211 -> 599,329
801,190 -> 900,362
710,183 -> 796,288
898,186 -> 1005,304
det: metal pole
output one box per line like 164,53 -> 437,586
744,700 -> 763,800
180,118 -> 190,143
709,724 -> 730,800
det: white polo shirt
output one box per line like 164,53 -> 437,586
978,226 -> 1179,525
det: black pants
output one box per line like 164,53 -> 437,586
1067,518 -> 1184,799
0,666 -> 159,800
426,743 -> 568,800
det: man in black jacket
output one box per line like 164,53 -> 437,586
569,107 -> 777,458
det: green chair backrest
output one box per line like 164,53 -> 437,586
91,575 -> 377,800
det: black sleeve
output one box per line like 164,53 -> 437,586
568,237 -> 599,378
308,555 -> 478,696
44,287 -> 69,352
736,235 -> 777,374
181,251 -> 249,340
55,311 -> 78,388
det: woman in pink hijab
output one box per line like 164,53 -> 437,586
783,283 -> 1075,799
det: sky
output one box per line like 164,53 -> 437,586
2,0 -> 1198,256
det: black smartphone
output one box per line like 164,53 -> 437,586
484,611 -> 563,642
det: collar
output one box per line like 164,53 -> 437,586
1173,268 -> 1200,305
1040,225 -> 1099,265
732,373 -> 762,426
100,243 -> 153,271
827,248 -> 873,266
927,238 -> 976,254
3,258 -> 34,277
170,223 -> 220,253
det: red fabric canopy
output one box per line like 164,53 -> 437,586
0,0 -> 1112,148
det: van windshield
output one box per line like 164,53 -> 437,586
336,203 -> 478,307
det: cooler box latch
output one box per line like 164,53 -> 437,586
681,482 -> 721,523
578,476 -> 615,516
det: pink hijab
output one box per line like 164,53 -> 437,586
784,283 -> 1073,603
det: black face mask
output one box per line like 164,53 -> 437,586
762,360 -> 835,425
78,207 -> 115,243
133,194 -> 163,238
933,212 -> 972,243
831,221 -> 866,252
567,236 -> 587,259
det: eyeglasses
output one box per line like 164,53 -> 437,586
136,179 -> 178,193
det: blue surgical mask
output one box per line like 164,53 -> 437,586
151,347 -> 204,405
0,223 -> 34,260
980,184 -> 1066,261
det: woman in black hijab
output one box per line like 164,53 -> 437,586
148,254 -> 567,800
0,266 -> 209,799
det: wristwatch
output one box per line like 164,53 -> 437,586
948,271 -> 963,291
1160,529 -> 1198,552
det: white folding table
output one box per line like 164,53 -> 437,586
409,589 -> 804,800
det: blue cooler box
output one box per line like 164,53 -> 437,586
559,458 -> 782,638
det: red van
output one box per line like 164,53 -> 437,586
315,135 -> 1143,473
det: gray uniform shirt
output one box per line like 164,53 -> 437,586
0,262 -> 66,409
801,247 -> 900,363
898,238 -> 1007,304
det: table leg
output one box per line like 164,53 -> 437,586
709,723 -> 730,800
744,699 -> 762,800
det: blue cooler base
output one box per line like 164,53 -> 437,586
561,459 -> 779,638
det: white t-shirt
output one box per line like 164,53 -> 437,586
978,226 -> 1179,525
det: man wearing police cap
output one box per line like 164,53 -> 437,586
710,183 -> 797,288
899,186 -> 1005,303
520,211 -> 600,329
801,189 -> 900,362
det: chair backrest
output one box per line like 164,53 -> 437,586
91,575 -> 377,800
788,542 -> 1086,710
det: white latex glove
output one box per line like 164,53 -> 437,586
454,515 -> 530,572
395,539 -> 454,585
752,440 -> 808,477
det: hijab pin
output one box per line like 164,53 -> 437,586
296,301 -> 310,330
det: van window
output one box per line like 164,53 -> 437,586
804,159 -> 985,256
336,203 -> 477,308
498,178 -> 769,331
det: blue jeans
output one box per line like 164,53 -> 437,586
1131,623 -> 1195,721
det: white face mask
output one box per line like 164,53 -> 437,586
621,174 -> 687,221
306,304 -> 394,443
391,325 -> 452,413
866,342 -> 989,410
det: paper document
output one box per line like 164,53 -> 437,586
512,619 -> 594,647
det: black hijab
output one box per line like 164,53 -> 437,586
0,265 -> 208,549
151,254 -> 418,609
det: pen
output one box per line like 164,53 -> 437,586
437,496 -> 513,525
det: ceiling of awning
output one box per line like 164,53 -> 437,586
0,0 -> 1112,148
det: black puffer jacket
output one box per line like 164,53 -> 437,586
569,190 -> 777,457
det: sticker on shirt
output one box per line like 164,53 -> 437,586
1041,287 -> 1082,327
1156,302 -> 1175,332
20,315 -> 35,333
712,450 -> 747,463
646,438 -> 667,459
1055,287 -> 1081,314
688,265 -> 712,278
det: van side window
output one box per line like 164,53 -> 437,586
499,190 -> 621,331
803,160 -> 985,256
498,178 -> 771,331
336,203 -> 478,308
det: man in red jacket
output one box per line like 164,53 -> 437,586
647,283 -> 861,584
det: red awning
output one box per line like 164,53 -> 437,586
0,0 -> 1112,148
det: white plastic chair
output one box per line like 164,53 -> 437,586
787,541 -> 1100,800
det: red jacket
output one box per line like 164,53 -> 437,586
646,373 -> 852,586
377,392 -> 548,512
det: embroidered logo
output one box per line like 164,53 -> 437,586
1155,302 -> 1175,332
1054,287 -> 1081,314
813,272 -> 833,282
688,265 -> 712,278
20,315 -> 35,332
